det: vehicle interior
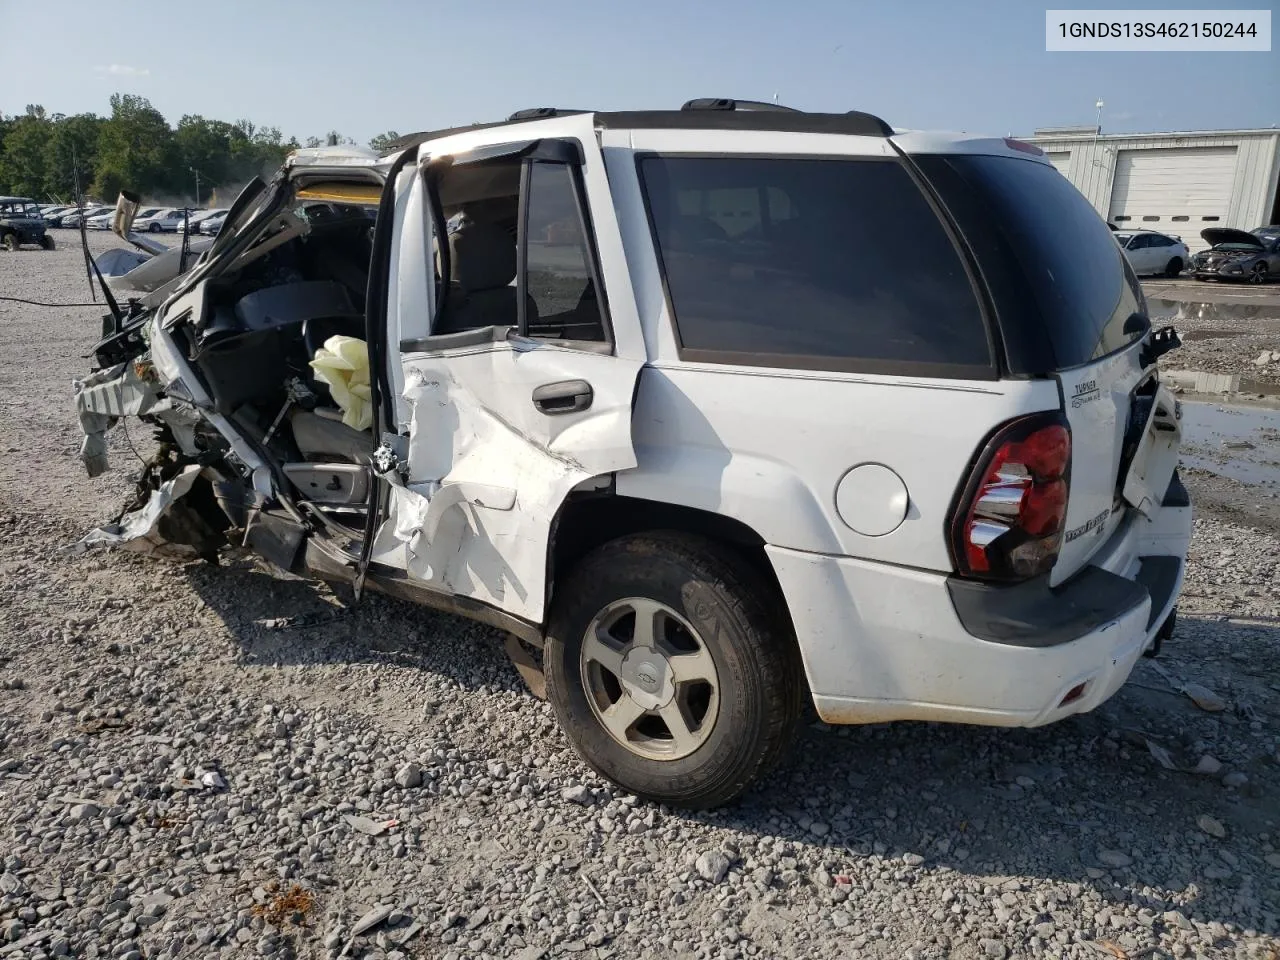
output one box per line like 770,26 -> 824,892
431,154 -> 606,343
168,182 -> 382,537
163,150 -> 606,540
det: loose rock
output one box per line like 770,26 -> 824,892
1196,814 -> 1228,838
695,851 -> 732,884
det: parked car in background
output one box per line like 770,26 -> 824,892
58,206 -> 111,229
1114,229 -> 1188,278
1191,228 -> 1280,283
134,208 -> 188,233
1253,224 -> 1280,241
185,208 -> 227,233
198,211 -> 228,235
39,205 -> 74,223
0,196 -> 55,250
43,207 -> 76,227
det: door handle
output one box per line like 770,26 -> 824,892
532,379 -> 593,415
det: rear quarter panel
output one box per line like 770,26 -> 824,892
618,365 -> 1061,569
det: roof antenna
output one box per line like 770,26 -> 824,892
773,92 -> 779,105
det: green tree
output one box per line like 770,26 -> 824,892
175,115 -> 229,181
93,93 -> 177,201
0,114 -> 15,194
0,107 -> 54,198
369,130 -> 400,153
42,113 -> 103,200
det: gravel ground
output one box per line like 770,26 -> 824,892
1147,287 -> 1280,387
0,236 -> 1278,960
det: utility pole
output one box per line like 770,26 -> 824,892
191,167 -> 201,206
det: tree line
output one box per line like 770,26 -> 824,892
0,94 -> 399,207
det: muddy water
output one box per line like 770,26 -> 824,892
1179,401 -> 1280,489
1146,296 -> 1280,396
1147,297 -> 1280,325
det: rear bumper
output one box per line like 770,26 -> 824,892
768,475 -> 1191,728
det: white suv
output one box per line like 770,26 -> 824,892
73,101 -> 1191,808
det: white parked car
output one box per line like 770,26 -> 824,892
134,208 -> 188,233
58,206 -> 111,229
185,208 -> 227,233
48,205 -> 104,228
198,212 -> 228,235
85,209 -> 124,230
72,102 -> 1191,808
1115,229 -> 1189,277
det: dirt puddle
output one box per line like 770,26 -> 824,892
1179,401 -> 1280,489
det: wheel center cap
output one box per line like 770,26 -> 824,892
619,646 -> 674,711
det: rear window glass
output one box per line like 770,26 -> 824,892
638,156 -> 991,374
919,155 -> 1145,369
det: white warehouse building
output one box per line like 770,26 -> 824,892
1025,126 -> 1280,252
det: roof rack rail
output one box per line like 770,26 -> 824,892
506,107 -> 588,121
681,98 -> 802,113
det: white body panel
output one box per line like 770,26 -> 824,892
387,113 -> 645,624
391,341 -> 642,622
773,489 -> 1190,726
620,365 -> 1059,567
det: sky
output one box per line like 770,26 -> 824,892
2,0 -> 1276,143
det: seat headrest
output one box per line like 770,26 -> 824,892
449,219 -> 516,292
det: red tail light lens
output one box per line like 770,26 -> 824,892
950,414 -> 1072,581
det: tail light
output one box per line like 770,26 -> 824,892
949,413 -> 1072,581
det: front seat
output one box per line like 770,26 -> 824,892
435,218 -> 529,335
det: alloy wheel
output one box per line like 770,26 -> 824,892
580,597 -> 720,761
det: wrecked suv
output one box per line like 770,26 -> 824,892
73,101 -> 1191,808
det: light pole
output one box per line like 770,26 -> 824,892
190,167 -> 201,207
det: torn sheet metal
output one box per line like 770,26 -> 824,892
94,247 -> 152,278
70,464 -> 207,560
72,359 -> 164,477
385,366 -> 589,622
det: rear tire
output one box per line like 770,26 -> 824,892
1250,262 -> 1268,284
1164,257 -> 1183,278
543,531 -> 803,809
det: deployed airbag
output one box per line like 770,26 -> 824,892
310,335 -> 373,431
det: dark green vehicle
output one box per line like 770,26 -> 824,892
0,197 -> 55,251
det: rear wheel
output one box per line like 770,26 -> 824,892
1250,262 -> 1268,284
543,532 -> 803,809
1164,257 -> 1183,278
1,233 -> 17,252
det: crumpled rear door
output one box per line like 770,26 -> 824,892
388,339 -> 642,623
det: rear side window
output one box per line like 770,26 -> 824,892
523,162 -> 606,342
918,154 -> 1145,370
638,156 -> 991,375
